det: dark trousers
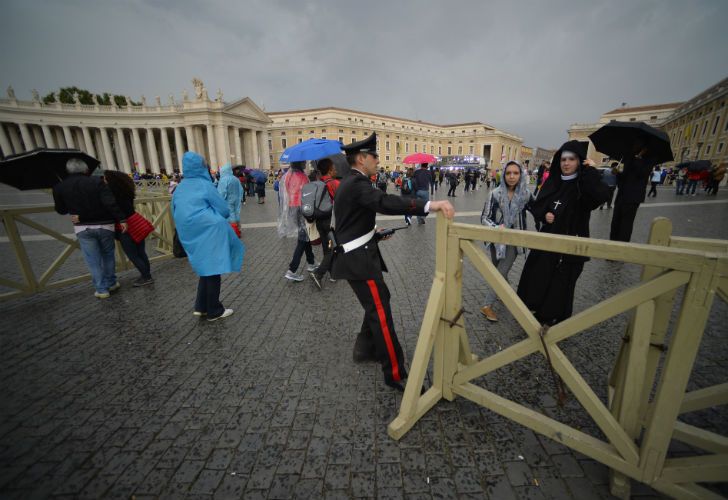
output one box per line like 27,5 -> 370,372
675,178 -> 685,194
348,279 -> 407,384
647,182 -> 658,197
686,179 -> 698,195
289,238 -> 314,273
610,202 -> 640,242
118,232 -> 151,279
601,186 -> 616,208
447,184 -> 457,196
315,218 -> 333,276
195,275 -> 224,317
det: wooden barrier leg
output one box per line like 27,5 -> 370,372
639,264 -> 717,485
441,232 -> 463,401
609,300 -> 655,499
2,213 -> 38,293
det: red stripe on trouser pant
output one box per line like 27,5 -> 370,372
366,279 -> 401,382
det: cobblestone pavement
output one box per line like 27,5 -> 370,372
1,182 -> 727,499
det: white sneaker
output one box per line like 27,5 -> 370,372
207,309 -> 233,322
284,270 -> 304,282
94,291 -> 110,299
306,263 -> 319,272
108,282 -> 121,292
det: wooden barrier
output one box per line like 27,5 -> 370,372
389,214 -> 728,500
0,194 -> 174,300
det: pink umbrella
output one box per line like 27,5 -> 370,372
403,152 -> 437,164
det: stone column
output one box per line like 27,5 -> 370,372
249,130 -> 260,168
62,126 -> 75,148
41,125 -> 56,148
145,128 -> 161,174
206,124 -> 217,169
184,125 -> 196,152
257,131 -> 269,171
219,125 -> 231,166
160,128 -> 173,174
174,127 -> 185,172
81,127 -> 96,156
131,128 -> 146,173
32,127 -> 44,149
234,128 -> 243,164
99,128 -> 116,170
0,124 -> 14,155
18,123 -> 34,151
116,128 -> 132,173
8,125 -> 23,152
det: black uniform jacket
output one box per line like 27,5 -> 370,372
331,169 -> 427,281
614,156 -> 656,205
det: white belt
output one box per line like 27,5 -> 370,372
342,228 -> 376,253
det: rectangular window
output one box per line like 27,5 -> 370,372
414,144 -> 418,152
298,138 -> 303,144
281,131 -> 286,136
706,145 -> 711,155
458,146 -> 463,154
431,146 -> 434,154
338,136 -> 344,143
405,143 -> 409,152
717,143 -> 724,153
447,146 -> 452,155
712,116 -> 721,135
438,146 -> 442,155
702,120 -> 708,136
386,155 -> 390,161
281,138 -> 287,149
629,117 -> 636,122
386,141 -> 390,151
351,138 -> 356,143
321,136 -> 326,140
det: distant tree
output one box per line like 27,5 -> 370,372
42,87 -> 138,106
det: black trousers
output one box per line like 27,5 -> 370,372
348,279 -> 407,384
315,218 -> 333,276
447,184 -> 457,196
195,275 -> 224,317
118,232 -> 151,279
610,202 -> 640,242
647,182 -> 658,197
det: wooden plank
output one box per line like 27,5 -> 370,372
37,243 -> 79,287
651,480 -> 725,500
432,215 -> 449,394
453,382 -> 639,478
639,266 -> 717,483
450,222 -> 711,273
388,386 -> 443,440
616,301 -> 654,443
14,214 -> 77,245
453,338 -> 540,386
679,383 -> 728,414
398,277 -> 445,420
661,454 -> 728,483
547,271 -> 688,344
673,421 -> 728,454
549,345 -> 639,464
460,240 -> 541,339
2,213 -> 37,293
441,232 -> 463,401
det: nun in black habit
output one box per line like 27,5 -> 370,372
516,140 -> 609,325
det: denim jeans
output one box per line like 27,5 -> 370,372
289,238 -> 314,273
195,275 -> 224,317
76,228 -> 117,293
415,190 -> 429,223
686,179 -> 698,194
118,232 -> 151,279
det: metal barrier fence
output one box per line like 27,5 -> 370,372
0,194 -> 174,300
389,214 -> 727,499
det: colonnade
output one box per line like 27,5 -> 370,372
0,121 -> 267,174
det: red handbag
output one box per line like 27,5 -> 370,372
230,222 -> 241,238
125,212 -> 155,243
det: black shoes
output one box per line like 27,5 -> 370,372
353,332 -> 377,363
310,272 -> 323,290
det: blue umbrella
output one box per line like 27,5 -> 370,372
280,138 -> 342,163
250,169 -> 267,182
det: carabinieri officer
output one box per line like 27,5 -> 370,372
331,133 -> 455,391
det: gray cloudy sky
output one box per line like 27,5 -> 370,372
2,0 -> 727,148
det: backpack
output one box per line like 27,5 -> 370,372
376,172 -> 388,185
401,178 -> 413,195
300,179 -> 334,222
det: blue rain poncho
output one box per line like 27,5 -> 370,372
217,163 -> 242,222
172,152 -> 244,276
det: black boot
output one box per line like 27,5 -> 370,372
353,331 -> 377,362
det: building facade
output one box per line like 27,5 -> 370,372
568,102 -> 683,165
0,80 -> 272,174
661,77 -> 728,168
266,107 -> 523,171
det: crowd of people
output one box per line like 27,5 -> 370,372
53,134 -> 725,390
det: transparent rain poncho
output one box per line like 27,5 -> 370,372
277,168 -> 309,240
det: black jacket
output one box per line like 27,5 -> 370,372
614,156 -> 656,205
412,168 -> 431,192
331,169 -> 427,280
53,174 -> 126,224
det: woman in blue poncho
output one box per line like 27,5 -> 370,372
217,163 -> 243,236
172,152 -> 244,321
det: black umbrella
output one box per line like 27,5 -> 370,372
325,152 -> 351,179
0,148 -> 100,190
589,120 -> 673,163
686,160 -> 712,172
